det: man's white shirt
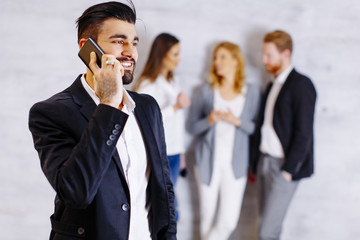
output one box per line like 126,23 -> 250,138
81,75 -> 151,240
260,65 -> 294,158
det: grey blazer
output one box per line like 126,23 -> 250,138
187,83 -> 261,185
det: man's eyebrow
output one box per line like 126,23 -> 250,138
109,34 -> 139,41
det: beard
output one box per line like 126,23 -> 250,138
265,62 -> 281,75
117,57 -> 136,85
264,59 -> 283,76
122,69 -> 134,85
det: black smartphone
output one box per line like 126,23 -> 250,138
78,38 -> 104,73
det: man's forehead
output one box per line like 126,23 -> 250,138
98,18 -> 138,40
263,42 -> 278,52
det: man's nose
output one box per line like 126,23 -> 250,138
121,46 -> 136,58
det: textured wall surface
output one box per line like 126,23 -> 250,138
1,0 -> 359,239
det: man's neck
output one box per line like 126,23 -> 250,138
274,61 -> 292,78
159,68 -> 170,82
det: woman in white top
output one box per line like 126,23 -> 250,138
133,33 -> 191,220
187,42 -> 261,240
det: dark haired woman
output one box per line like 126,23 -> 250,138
134,33 -> 190,220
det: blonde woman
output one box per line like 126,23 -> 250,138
187,42 -> 261,240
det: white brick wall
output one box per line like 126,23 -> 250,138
1,0 -> 359,239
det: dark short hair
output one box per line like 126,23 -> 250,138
76,1 -> 136,43
264,30 -> 293,54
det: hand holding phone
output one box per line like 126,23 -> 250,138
78,38 -> 124,108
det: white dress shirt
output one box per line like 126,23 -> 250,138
137,76 -> 185,155
81,75 -> 151,240
260,65 -> 294,158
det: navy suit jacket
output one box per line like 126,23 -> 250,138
29,75 -> 177,240
253,69 -> 317,180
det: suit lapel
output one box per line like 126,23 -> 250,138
68,75 -> 127,182
261,82 -> 273,114
276,68 -> 296,104
68,75 -> 97,121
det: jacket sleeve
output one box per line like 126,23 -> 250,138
237,84 -> 262,135
29,102 -> 128,209
281,77 -> 317,175
186,85 -> 213,136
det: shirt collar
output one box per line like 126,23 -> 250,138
81,74 -> 136,112
274,65 -> 294,84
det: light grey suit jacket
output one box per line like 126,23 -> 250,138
187,83 -> 261,185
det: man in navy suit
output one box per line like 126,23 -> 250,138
254,30 -> 317,240
28,2 -> 176,239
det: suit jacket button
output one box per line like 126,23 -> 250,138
77,227 -> 85,235
121,203 -> 129,211
106,140 -> 112,146
109,135 -> 116,140
115,124 -> 121,130
112,129 -> 120,135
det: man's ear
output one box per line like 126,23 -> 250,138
79,38 -> 88,48
283,49 -> 291,59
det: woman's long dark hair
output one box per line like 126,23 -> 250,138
133,33 -> 179,91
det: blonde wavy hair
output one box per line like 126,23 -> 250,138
208,41 -> 246,94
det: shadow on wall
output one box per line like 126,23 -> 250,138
184,40 -> 218,107
198,41 -> 218,83
243,27 -> 271,89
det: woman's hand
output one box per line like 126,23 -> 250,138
173,92 -> 191,111
208,110 -> 222,125
180,153 -> 186,171
281,171 -> 292,182
218,109 -> 241,126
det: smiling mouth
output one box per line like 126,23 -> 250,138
121,62 -> 133,68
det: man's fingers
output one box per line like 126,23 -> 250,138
102,54 -> 114,68
113,59 -> 124,77
89,52 -> 100,73
100,55 -> 124,77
